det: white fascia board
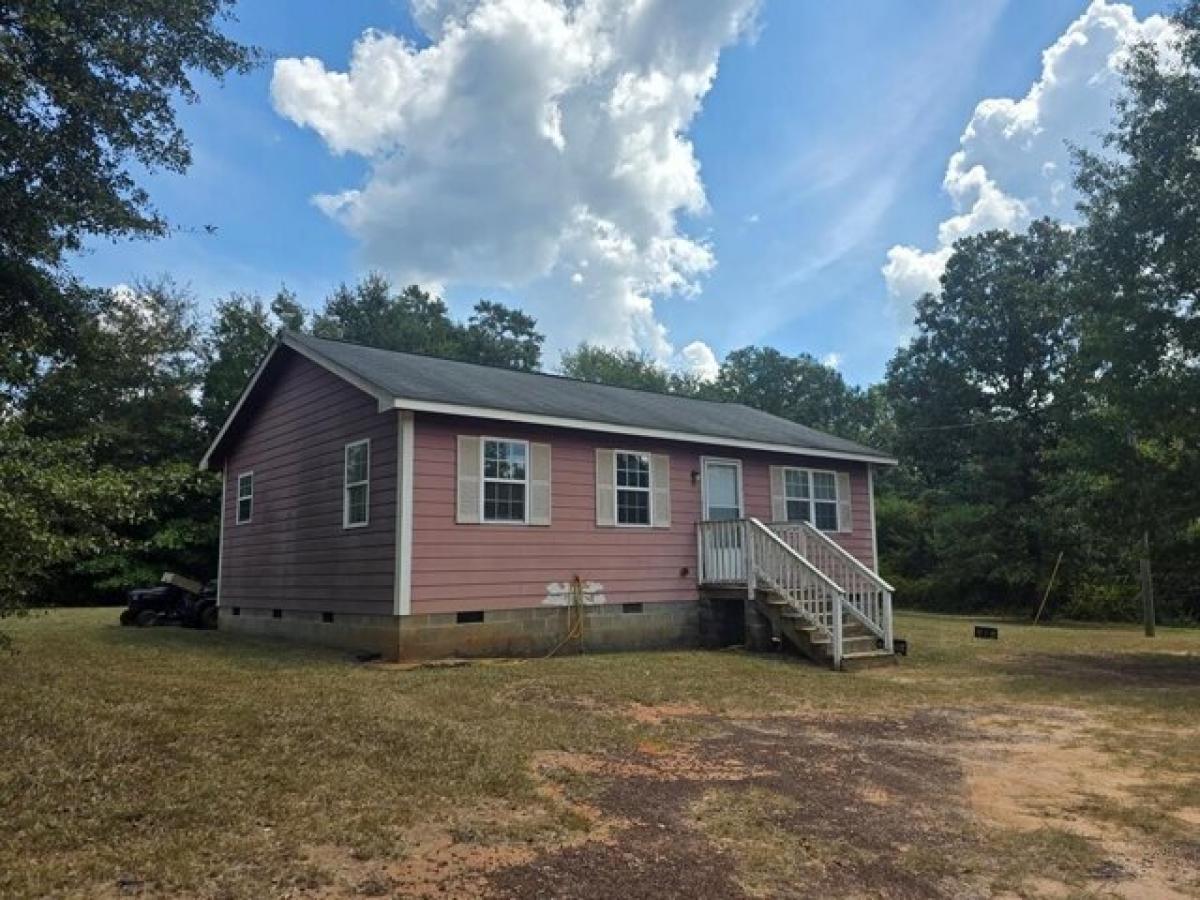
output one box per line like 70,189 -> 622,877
389,397 -> 898,466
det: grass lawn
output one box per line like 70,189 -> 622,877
2,609 -> 1199,898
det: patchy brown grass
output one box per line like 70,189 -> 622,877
1,609 -> 1199,898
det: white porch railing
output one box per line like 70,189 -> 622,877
768,521 -> 894,652
697,518 -> 895,664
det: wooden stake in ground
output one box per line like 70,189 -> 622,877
1141,530 -> 1155,638
1033,551 -> 1064,626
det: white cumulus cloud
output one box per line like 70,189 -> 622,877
271,0 -> 758,371
882,0 -> 1174,317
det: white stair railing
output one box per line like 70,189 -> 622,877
744,518 -> 846,654
768,521 -> 894,652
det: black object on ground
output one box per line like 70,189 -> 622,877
974,625 -> 999,640
119,574 -> 218,630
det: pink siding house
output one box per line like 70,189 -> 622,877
202,332 -> 898,669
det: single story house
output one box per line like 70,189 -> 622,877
201,331 -> 899,669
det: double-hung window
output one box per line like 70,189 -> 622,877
783,468 -> 839,531
615,451 -> 651,526
344,439 -> 370,528
236,472 -> 253,524
483,439 -> 527,522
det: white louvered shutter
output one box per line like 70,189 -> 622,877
528,442 -> 552,526
456,435 -> 482,524
650,453 -> 671,528
595,448 -> 616,526
836,471 -> 853,533
769,466 -> 788,522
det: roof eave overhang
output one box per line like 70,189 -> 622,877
198,331 -> 898,470
389,397 -> 898,466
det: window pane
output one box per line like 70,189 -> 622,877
346,443 -> 368,483
237,497 -> 252,522
814,501 -> 838,531
707,505 -> 740,522
238,474 -> 253,499
617,488 -> 650,525
706,464 -> 739,509
786,499 -> 810,523
812,472 -> 837,501
484,440 -> 525,481
484,480 -> 525,521
784,469 -> 809,499
616,452 -> 649,488
347,483 -> 368,525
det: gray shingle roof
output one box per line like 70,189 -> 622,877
282,331 -> 893,463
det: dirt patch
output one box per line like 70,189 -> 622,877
965,707 -> 1199,898
486,710 -> 975,899
291,704 -> 1198,899
625,701 -> 708,725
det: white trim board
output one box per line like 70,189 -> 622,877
389,398 -> 896,466
868,464 -> 879,573
394,411 -> 414,616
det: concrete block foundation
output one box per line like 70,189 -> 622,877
219,599 -> 700,660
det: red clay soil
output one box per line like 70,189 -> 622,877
488,710 -> 975,899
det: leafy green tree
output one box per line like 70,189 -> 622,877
313,274 -> 544,370
0,1 -> 257,637
201,293 -> 283,435
7,280 -> 219,605
884,221 -> 1079,608
560,344 -> 696,393
1064,0 -> 1200,618
21,279 -> 204,465
713,347 -> 871,437
465,301 -> 543,371
0,0 -> 258,414
270,288 -> 308,332
0,0 -> 258,267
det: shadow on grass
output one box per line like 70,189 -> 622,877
94,617 -> 357,670
1000,652 -> 1200,689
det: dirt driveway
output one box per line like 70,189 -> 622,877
310,700 -> 1200,899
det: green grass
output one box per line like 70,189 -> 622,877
1,608 -> 1198,898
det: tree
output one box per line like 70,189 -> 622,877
0,1 -> 258,267
884,221 -> 1079,608
712,347 -> 871,438
1065,0 -> 1200,618
465,301 -> 543,371
0,2 -> 257,637
312,274 -> 544,370
200,292 -> 289,436
560,344 -> 695,393
0,1 -> 258,418
21,280 -> 204,464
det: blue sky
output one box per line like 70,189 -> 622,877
71,0 -> 1173,385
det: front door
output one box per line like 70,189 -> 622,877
702,459 -> 744,581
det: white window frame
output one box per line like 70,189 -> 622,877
782,466 -> 840,532
480,437 -> 529,525
343,439 -> 371,529
613,449 -> 653,528
236,471 -> 253,525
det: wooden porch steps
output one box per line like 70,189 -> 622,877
753,590 -> 898,671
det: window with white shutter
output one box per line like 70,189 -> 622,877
773,466 -> 849,533
600,450 -> 670,528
